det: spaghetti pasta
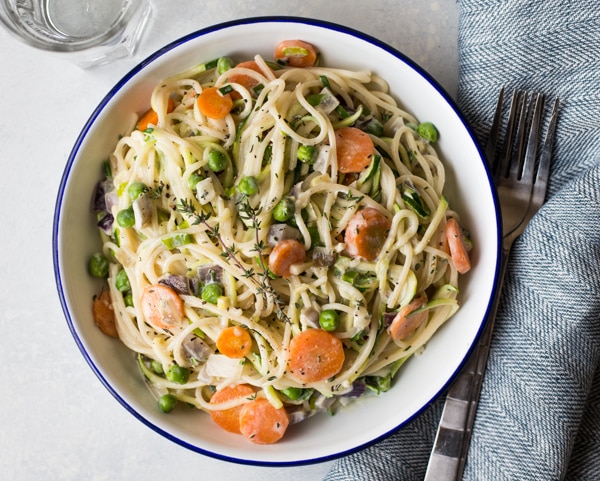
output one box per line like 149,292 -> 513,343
89,40 -> 472,444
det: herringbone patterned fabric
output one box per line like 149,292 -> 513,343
324,1 -> 600,479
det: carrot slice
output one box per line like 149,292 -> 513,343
288,328 -> 345,383
388,294 -> 428,342
268,238 -> 306,278
226,60 -> 270,98
136,97 -> 175,131
209,384 -> 256,434
197,86 -> 233,119
274,39 -> 318,68
445,217 -> 472,274
216,325 -> 253,358
239,398 -> 289,444
344,207 -> 391,261
141,284 -> 184,329
335,126 -> 375,173
92,289 -> 118,338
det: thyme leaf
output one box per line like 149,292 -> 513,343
176,198 -> 290,322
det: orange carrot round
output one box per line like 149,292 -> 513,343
239,398 -> 289,444
209,384 -> 256,434
141,284 -> 184,329
344,207 -> 391,261
335,126 -> 375,173
388,294 -> 428,342
288,328 -> 345,383
445,217 -> 472,274
268,238 -> 306,278
274,39 -> 318,68
197,86 -> 234,119
136,97 -> 175,131
92,289 -> 118,338
216,325 -> 253,358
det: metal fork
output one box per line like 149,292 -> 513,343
424,88 -> 559,481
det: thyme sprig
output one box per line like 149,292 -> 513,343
177,198 -> 290,323
238,195 -> 291,322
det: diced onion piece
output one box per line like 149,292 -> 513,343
205,354 -> 244,380
195,177 -> 216,205
315,87 -> 339,114
312,145 -> 332,173
133,194 -> 153,229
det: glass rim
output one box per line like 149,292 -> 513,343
0,0 -> 146,52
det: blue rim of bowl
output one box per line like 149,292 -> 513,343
52,15 -> 502,467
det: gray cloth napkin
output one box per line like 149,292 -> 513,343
324,1 -> 600,480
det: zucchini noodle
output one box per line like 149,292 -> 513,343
90,49 -> 471,439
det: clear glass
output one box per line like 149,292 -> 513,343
0,0 -> 151,68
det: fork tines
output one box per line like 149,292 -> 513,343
486,88 -> 559,194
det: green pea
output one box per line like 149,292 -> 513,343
217,56 -> 235,74
158,393 -> 177,413
115,269 -> 130,292
281,387 -> 304,400
151,360 -> 164,374
319,309 -> 340,331
166,365 -> 190,384
417,121 -> 439,143
207,150 -> 227,172
297,144 -> 316,163
272,197 -> 295,222
237,176 -> 259,196
201,283 -> 223,304
88,253 -> 109,278
188,171 -> 204,191
124,292 -> 134,307
127,181 -> 147,201
116,206 -> 135,228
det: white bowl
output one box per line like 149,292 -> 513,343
53,17 -> 500,466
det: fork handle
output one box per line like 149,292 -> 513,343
424,250 -> 509,480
